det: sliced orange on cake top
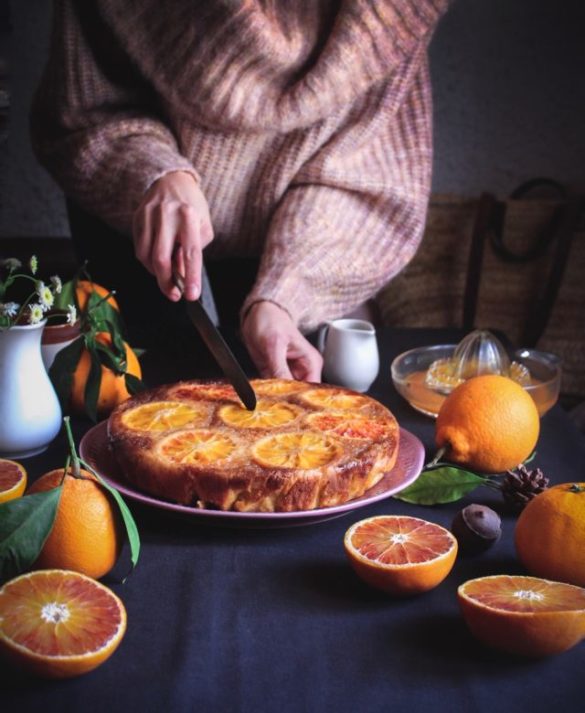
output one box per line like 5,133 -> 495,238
252,432 -> 341,469
121,401 -> 208,432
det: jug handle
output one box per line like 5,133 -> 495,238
317,322 -> 331,354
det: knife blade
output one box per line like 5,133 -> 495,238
173,271 -> 256,411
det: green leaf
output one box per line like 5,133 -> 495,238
394,466 -> 487,505
523,451 -> 537,465
125,373 -> 146,395
48,336 -> 84,408
79,458 -> 140,578
95,339 -> 125,375
86,292 -> 125,335
53,278 -> 77,311
84,342 -> 102,422
0,488 -> 63,584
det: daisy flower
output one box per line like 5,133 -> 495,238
28,303 -> 44,324
29,255 -> 38,275
0,302 -> 20,317
36,281 -> 55,312
66,303 -> 77,325
0,258 -> 22,271
50,275 -> 63,294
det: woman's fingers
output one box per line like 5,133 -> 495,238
151,202 -> 182,300
132,171 -> 213,302
241,301 -> 323,381
178,205 -> 203,301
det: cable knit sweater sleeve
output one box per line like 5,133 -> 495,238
242,47 -> 434,332
30,0 -> 199,234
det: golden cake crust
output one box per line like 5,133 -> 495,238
107,378 -> 399,512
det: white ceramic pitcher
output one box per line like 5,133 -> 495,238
317,318 -> 379,393
0,321 -> 62,458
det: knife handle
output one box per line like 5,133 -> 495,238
172,267 -> 186,295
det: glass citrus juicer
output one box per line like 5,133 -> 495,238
391,329 -> 561,418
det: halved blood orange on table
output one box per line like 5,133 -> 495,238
458,575 -> 585,657
0,458 -> 27,503
0,570 -> 127,678
344,515 -> 458,596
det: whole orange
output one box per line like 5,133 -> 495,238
515,482 -> 585,587
27,469 -> 122,579
70,332 -> 142,416
435,374 -> 540,473
75,280 -> 119,313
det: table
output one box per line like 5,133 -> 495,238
4,328 -> 585,713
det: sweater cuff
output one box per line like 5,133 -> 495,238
240,272 -> 315,333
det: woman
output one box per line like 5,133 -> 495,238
31,0 -> 449,380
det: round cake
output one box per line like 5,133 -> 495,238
107,378 -> 400,512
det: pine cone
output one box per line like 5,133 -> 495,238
501,464 -> 550,509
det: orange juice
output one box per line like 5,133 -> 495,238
395,370 -> 557,418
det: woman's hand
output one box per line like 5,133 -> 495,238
133,171 -> 213,301
242,301 -> 323,381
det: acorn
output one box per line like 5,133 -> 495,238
451,504 -> 502,554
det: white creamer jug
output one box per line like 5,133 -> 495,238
317,318 -> 379,393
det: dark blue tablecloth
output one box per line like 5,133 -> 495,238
4,328 -> 585,713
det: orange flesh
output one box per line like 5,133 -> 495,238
309,413 -> 387,440
461,576 -> 585,613
302,389 -> 369,410
0,572 -> 124,656
123,402 -> 207,431
399,370 -> 556,417
350,517 -> 454,566
0,461 -> 23,490
160,430 -> 236,464
173,384 -> 237,401
219,401 -> 298,428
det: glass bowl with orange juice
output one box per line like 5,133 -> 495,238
391,332 -> 561,418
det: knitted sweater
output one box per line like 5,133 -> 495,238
31,0 -> 449,331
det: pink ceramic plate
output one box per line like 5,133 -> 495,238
79,422 -> 424,527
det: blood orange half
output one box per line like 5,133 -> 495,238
344,515 -> 458,595
0,569 -> 127,678
458,574 -> 585,657
0,458 -> 27,504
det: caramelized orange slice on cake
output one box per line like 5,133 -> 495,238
121,401 -> 208,432
251,379 -> 308,396
219,400 -> 300,429
300,388 -> 370,411
170,383 -> 238,402
159,429 -> 236,465
252,432 -> 341,469
307,412 -> 389,440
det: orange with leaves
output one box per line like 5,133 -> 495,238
69,331 -> 141,417
75,279 -> 119,313
27,466 -> 122,580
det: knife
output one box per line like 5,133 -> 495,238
173,270 -> 257,411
